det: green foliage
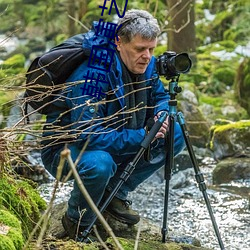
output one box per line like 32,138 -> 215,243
213,67 -> 235,86
0,175 -> 47,239
196,0 -> 250,47
199,91 -> 248,121
154,44 -> 167,57
0,235 -> 16,250
1,54 -> 25,69
0,54 -> 26,84
0,209 -> 24,250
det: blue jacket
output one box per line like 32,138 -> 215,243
44,22 -> 170,156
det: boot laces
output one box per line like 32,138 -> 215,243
123,200 -> 132,209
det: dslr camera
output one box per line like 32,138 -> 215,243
156,51 -> 192,79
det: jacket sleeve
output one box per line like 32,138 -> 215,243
66,72 -> 146,156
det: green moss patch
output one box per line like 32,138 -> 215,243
0,175 -> 47,239
0,209 -> 24,250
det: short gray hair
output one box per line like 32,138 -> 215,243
116,9 -> 160,43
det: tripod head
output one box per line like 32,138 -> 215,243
168,76 -> 182,100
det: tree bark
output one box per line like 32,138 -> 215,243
78,0 -> 88,20
167,0 -> 196,62
67,0 -> 77,36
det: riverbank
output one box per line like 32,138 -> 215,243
38,155 -> 250,250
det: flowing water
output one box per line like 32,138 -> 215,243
38,156 -> 250,250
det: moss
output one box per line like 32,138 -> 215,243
0,175 -> 47,239
0,209 -> 21,229
199,95 -> 224,107
213,67 -> 235,86
106,237 -> 208,250
0,235 -> 16,250
7,228 -> 24,249
0,209 -> 24,249
209,120 -> 250,151
213,120 -> 250,133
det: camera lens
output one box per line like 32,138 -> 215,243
174,53 -> 192,73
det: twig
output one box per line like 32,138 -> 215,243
93,225 -> 109,250
61,148 -> 124,250
134,220 -> 142,250
68,14 -> 89,31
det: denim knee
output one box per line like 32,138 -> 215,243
76,150 -> 117,182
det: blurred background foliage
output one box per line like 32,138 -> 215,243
0,0 -> 250,122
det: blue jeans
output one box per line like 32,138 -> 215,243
41,123 -> 185,226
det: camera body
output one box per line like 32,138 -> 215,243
156,51 -> 192,79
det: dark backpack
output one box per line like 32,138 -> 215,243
24,34 -> 91,115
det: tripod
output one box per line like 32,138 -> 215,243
82,77 -> 225,250
161,77 -> 225,249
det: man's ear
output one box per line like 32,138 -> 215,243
115,36 -> 121,51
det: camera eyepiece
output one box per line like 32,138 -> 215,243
156,51 -> 192,79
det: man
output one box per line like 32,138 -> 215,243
41,9 -> 185,241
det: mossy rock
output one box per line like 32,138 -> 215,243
213,157 -> 250,184
0,209 -> 24,250
0,174 -> 47,239
209,120 -> 250,160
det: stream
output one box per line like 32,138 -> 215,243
38,155 -> 250,250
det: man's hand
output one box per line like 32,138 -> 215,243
154,111 -> 169,139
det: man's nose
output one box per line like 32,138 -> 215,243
142,49 -> 151,59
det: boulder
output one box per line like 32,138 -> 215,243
209,120 -> 250,160
213,157 -> 250,184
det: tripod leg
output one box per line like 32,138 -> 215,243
177,112 -> 225,250
162,114 -> 175,243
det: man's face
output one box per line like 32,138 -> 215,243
115,35 -> 157,74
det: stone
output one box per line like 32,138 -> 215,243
213,157 -> 250,184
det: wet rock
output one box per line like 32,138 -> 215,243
170,168 -> 193,189
213,157 -> 250,184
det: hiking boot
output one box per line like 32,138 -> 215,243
105,196 -> 140,225
61,213 -> 97,243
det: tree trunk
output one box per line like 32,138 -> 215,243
78,0 -> 88,20
167,0 -> 196,62
67,0 -> 77,36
